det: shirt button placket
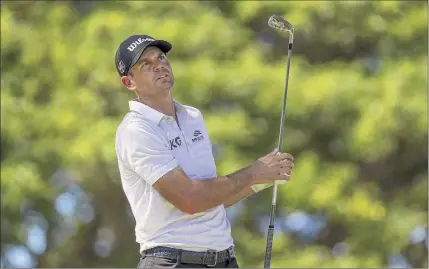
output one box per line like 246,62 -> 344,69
169,116 -> 190,151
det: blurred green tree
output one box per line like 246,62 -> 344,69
1,1 -> 427,268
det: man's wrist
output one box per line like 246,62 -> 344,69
226,165 -> 255,188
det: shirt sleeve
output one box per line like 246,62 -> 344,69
117,121 -> 179,186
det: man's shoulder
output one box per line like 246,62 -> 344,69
179,103 -> 204,120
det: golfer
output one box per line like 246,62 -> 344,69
114,35 -> 295,268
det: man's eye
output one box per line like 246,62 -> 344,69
159,54 -> 166,60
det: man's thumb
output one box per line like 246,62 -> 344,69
270,148 -> 280,155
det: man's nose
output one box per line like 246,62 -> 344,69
154,61 -> 164,71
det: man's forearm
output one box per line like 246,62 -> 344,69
223,183 -> 275,208
223,186 -> 256,208
189,166 -> 255,213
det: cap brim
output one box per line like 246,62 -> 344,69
129,40 -> 172,71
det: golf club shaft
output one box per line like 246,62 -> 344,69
264,32 -> 294,269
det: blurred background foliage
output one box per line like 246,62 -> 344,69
1,0 -> 428,268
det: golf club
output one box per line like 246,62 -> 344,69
264,14 -> 295,269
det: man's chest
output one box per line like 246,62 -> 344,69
161,118 -> 217,179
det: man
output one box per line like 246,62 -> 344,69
114,35 -> 295,268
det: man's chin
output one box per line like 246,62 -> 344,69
156,80 -> 174,90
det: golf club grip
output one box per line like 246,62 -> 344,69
264,225 -> 275,268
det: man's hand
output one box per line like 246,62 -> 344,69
224,148 -> 295,206
248,148 -> 295,185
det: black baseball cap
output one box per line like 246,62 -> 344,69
115,34 -> 172,76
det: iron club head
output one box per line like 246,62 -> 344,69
268,14 -> 294,33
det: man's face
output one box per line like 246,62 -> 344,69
122,46 -> 174,96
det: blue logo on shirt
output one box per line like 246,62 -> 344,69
169,136 -> 182,150
192,130 -> 204,142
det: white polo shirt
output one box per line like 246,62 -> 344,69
115,100 -> 234,253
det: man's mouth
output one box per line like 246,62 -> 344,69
157,74 -> 168,80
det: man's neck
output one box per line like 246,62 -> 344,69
137,95 -> 176,119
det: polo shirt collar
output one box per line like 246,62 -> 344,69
129,99 -> 186,125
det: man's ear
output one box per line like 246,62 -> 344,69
120,75 -> 137,91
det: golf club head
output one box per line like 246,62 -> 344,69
268,14 -> 294,33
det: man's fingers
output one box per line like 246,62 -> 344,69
271,162 -> 293,177
265,149 -> 295,181
281,152 -> 294,161
277,170 -> 292,180
266,149 -> 294,162
280,159 -> 294,168
276,171 -> 291,180
273,152 -> 294,161
280,166 -> 293,174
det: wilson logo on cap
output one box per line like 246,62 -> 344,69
127,37 -> 155,52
